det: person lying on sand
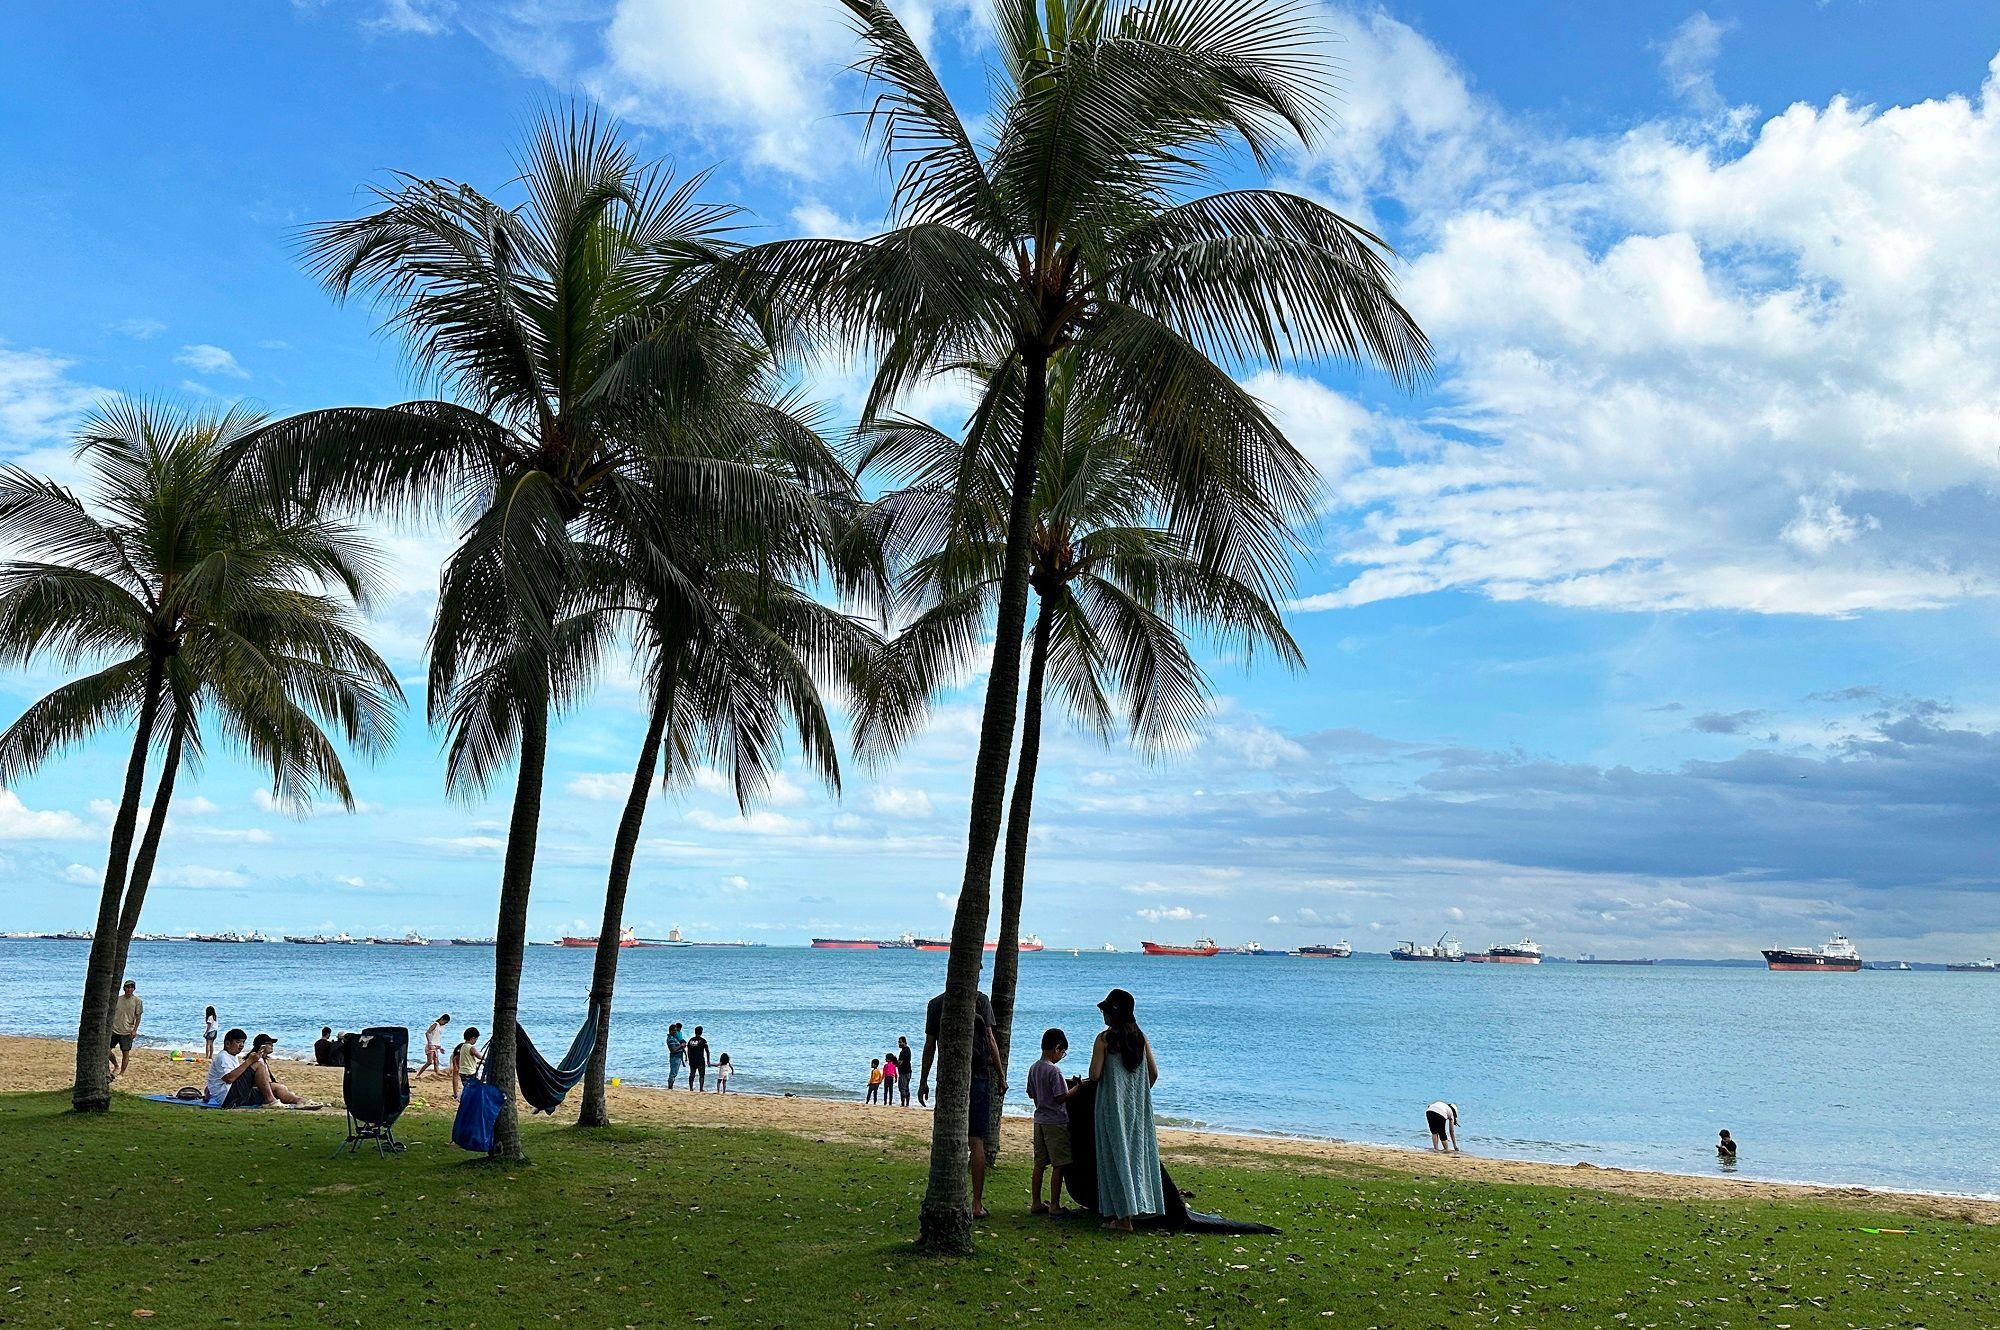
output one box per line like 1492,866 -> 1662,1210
205,1030 -> 311,1109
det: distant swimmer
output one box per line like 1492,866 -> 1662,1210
1426,1100 -> 1459,1152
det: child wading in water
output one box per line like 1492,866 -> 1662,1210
451,1028 -> 482,1101
1027,1027 -> 1074,1213
715,1053 -> 732,1092
866,1057 -> 883,1103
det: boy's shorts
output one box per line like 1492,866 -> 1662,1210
1032,1121 -> 1072,1168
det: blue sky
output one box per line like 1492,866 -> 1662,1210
2,1 -> 1998,959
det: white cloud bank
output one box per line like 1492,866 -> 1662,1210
1283,9 -> 2000,616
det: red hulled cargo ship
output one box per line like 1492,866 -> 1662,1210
1141,937 -> 1221,956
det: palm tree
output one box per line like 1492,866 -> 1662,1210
252,110 -> 797,1160
742,0 -> 1428,1250
858,356 -> 1301,1071
0,399 -> 399,1113
573,404 -> 880,1127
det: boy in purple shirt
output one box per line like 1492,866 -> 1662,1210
1026,1028 -> 1073,1214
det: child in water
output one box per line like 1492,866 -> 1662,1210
1717,1129 -> 1737,1161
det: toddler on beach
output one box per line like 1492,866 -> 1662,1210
866,1057 -> 883,1103
1026,1027 -> 1073,1214
716,1052 -> 732,1092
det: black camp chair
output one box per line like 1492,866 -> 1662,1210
336,1026 -> 411,1157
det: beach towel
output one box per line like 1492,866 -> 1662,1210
1064,1079 -> 1279,1235
143,1093 -> 219,1109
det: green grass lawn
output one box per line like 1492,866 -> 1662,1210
0,1091 -> 1993,1328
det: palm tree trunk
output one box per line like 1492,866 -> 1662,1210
989,602 -> 1051,1073
71,656 -> 164,1113
919,342 -> 1051,1255
576,668 -> 676,1128
107,720 -> 184,1001
486,685 -> 549,1161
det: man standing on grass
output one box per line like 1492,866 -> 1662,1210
918,988 -> 1006,1220
107,979 -> 143,1079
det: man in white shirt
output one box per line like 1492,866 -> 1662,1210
205,1030 -> 304,1108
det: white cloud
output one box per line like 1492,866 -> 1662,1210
0,344 -> 99,456
369,0 -> 453,35
336,874 -> 367,888
684,807 -> 806,837
1292,37 -> 2000,616
1137,905 -> 1198,923
1654,11 -> 1737,116
722,873 -> 751,892
0,789 -> 90,840
112,317 -> 165,340
174,344 -> 248,378
588,0 -> 857,176
566,772 -> 634,803
870,786 -> 934,819
62,863 -> 97,885
155,865 -> 250,889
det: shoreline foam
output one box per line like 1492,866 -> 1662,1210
10,1034 -> 1994,1225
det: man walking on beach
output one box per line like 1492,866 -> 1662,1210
108,979 -> 143,1079
918,988 -> 1006,1220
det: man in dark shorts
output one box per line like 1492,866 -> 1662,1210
107,979 -> 143,1078
686,1025 -> 711,1091
918,987 -> 1006,1219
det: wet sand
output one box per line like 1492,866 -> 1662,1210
9,1034 -> 1993,1225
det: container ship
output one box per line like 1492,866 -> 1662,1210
811,937 -> 880,949
1762,934 -> 1862,972
448,936 -> 495,946
1229,940 -> 1285,956
1141,937 -> 1220,957
1391,933 -> 1465,962
366,931 -> 429,947
1297,940 -> 1352,959
1469,938 -> 1542,965
1576,955 -> 1653,965
1947,957 -> 1998,973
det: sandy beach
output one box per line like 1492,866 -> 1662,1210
12,1033 -> 1993,1226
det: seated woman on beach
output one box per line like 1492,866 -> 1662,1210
1077,987 -> 1162,1232
204,1030 -> 307,1109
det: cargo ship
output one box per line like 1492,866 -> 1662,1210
366,931 -> 429,947
911,934 -> 1045,952
1576,955 -> 1653,965
1391,933 -> 1465,962
284,934 -> 328,944
1297,940 -> 1352,959
1471,937 -> 1542,965
810,937 -> 880,950
557,925 -> 647,949
1947,957 -> 1998,973
1762,934 -> 1862,972
448,936 -> 495,947
1141,937 -> 1221,957
1230,940 -> 1284,956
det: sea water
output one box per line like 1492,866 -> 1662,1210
3,940 -> 1993,1198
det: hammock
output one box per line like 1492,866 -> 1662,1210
451,1003 -> 600,1152
515,1000 -> 601,1114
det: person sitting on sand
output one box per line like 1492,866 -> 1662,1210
1717,1129 -> 1737,1161
451,1028 -> 482,1101
415,1013 -> 450,1080
1426,1100 -> 1459,1152
205,1029 -> 306,1108
313,1027 -> 343,1066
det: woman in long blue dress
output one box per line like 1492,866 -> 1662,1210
1085,987 -> 1162,1231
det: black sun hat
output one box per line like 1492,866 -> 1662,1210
1097,987 -> 1136,1020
